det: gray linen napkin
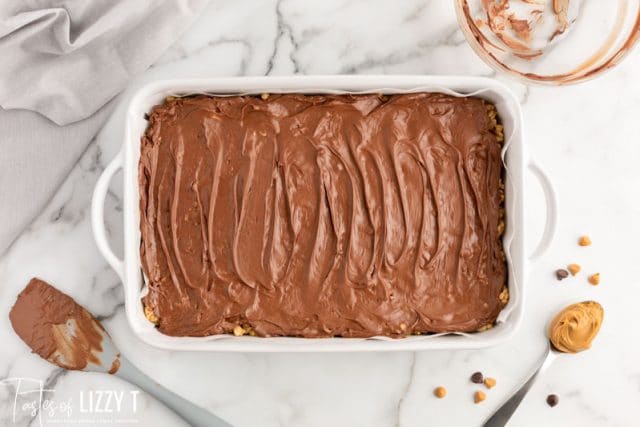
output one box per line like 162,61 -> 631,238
0,0 -> 208,255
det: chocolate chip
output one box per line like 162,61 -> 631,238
144,113 -> 150,120
471,372 -> 484,384
546,394 -> 559,407
555,269 -> 569,280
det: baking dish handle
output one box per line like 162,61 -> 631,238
92,150 -> 124,280
527,160 -> 558,260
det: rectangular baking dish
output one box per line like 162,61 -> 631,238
92,75 -> 557,352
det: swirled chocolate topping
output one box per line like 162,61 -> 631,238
139,93 -> 506,337
9,278 -> 119,372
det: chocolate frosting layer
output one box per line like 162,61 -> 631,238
139,93 -> 506,338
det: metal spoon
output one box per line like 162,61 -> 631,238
482,342 -> 559,427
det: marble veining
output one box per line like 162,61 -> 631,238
1,0 -> 640,426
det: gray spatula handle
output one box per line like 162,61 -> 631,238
115,357 -> 233,427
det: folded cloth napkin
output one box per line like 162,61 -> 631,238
0,0 -> 208,255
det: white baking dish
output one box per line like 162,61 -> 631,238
92,75 -> 557,352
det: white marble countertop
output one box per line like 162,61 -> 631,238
2,1 -> 640,426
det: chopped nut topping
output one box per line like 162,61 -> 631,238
499,287 -> 509,305
233,325 -> 246,336
477,323 -> 493,332
144,305 -> 159,324
487,105 -> 498,127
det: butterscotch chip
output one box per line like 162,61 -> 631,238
233,325 -> 246,336
474,391 -> 486,403
434,386 -> 447,398
578,235 -> 592,246
484,377 -> 496,389
144,305 -> 159,324
588,273 -> 600,286
568,264 -> 581,276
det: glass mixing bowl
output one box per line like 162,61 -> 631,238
455,0 -> 640,85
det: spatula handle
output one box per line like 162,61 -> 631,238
116,357 -> 233,427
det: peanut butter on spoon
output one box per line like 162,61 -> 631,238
548,301 -> 604,353
484,301 -> 604,424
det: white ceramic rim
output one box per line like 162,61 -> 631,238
92,75 -> 557,352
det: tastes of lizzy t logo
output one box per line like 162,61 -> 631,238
1,377 -> 140,425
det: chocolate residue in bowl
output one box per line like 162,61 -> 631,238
462,0 -> 575,59
9,278 -> 118,372
457,0 -> 640,84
